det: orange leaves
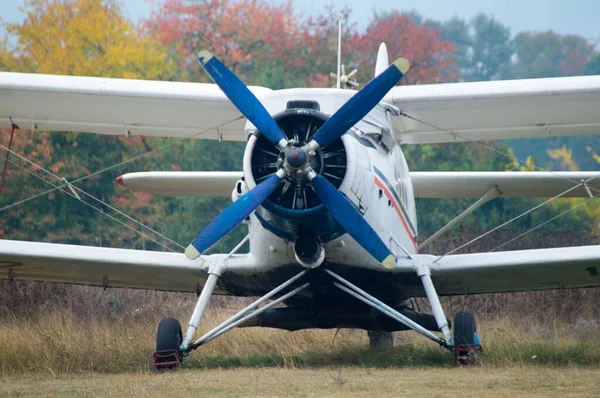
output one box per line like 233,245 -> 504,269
148,2 -> 458,88
147,0 -> 348,87
355,13 -> 459,85
147,0 -> 308,85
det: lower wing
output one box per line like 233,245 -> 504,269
394,246 -> 600,296
2,240 -> 599,297
0,240 -> 256,294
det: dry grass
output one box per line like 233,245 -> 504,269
2,278 -> 600,375
2,366 -> 600,397
1,302 -> 600,375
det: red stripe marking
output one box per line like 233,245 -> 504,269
374,177 -> 418,251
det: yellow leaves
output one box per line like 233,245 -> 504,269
588,146 -> 600,165
1,0 -> 175,81
505,148 -> 536,171
547,145 -> 579,171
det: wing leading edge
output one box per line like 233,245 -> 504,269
411,171 -> 600,198
387,75 -> 600,144
0,72 -> 272,141
0,240 -> 255,294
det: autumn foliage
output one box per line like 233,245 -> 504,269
146,0 -> 457,87
0,0 -> 174,246
355,12 -> 458,84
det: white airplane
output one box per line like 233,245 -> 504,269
1,43 -> 600,369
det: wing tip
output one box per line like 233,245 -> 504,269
393,58 -> 410,75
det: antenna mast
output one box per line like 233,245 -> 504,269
336,16 -> 342,89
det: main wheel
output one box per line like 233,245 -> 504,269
453,312 -> 482,365
154,317 -> 183,370
368,330 -> 394,348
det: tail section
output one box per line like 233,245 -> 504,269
375,43 -> 389,77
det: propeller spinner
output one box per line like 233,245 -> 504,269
186,50 -> 409,269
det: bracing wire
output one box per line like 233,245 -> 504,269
398,111 -> 600,258
0,116 -> 243,250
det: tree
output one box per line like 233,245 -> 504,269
146,0 -> 331,88
506,31 -> 595,79
438,17 -> 472,77
0,0 -> 176,248
585,53 -> 600,75
465,15 -> 514,81
403,13 -> 513,82
0,0 -> 174,79
355,11 -> 458,85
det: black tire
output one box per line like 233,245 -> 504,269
368,330 -> 394,348
155,317 -> 183,369
454,312 -> 476,346
453,312 -> 481,365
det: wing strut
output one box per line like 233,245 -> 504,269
0,120 -> 18,197
419,187 -> 502,250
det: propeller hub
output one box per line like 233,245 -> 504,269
286,147 -> 308,169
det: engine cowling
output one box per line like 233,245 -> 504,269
243,106 -> 349,243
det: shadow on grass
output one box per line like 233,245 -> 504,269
187,345 -> 455,370
185,341 -> 600,370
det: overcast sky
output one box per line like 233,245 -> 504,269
2,0 -> 599,40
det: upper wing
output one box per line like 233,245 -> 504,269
411,171 -> 600,198
0,239 -> 256,294
0,72 -> 271,141
393,246 -> 600,295
387,75 -> 600,144
117,171 -> 243,196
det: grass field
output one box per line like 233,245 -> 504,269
2,366 -> 600,397
2,309 -> 600,375
2,284 -> 600,396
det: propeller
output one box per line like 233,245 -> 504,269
185,51 -> 409,269
308,58 -> 409,150
184,171 -> 284,260
309,174 -> 396,268
197,50 -> 288,150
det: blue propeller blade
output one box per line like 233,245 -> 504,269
311,58 -> 410,149
197,50 -> 287,147
310,175 -> 396,268
185,173 -> 282,259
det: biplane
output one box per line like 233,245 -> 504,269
1,43 -> 600,368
